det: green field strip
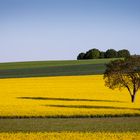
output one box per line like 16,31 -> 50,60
0,59 -> 115,70
0,63 -> 106,78
0,117 -> 140,132
0,59 -> 120,78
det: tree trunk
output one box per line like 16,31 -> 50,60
131,94 -> 136,103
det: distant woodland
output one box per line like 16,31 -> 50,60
77,48 -> 130,60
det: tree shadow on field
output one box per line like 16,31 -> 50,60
17,97 -> 125,103
44,104 -> 140,111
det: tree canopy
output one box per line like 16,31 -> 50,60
118,49 -> 130,58
104,57 -> 140,102
84,49 -> 100,59
77,53 -> 86,60
105,49 -> 118,58
77,48 -> 130,60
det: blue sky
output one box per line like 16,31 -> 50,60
0,0 -> 140,62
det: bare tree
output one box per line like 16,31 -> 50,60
104,57 -> 140,103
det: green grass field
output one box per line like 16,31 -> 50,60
0,117 -> 140,132
0,59 -> 116,78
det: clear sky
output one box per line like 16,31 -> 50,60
0,0 -> 140,62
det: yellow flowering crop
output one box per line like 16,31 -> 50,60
0,132 -> 140,140
0,75 -> 140,117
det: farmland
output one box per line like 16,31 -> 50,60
0,75 -> 140,118
0,59 -> 116,78
0,59 -> 140,139
0,132 -> 140,140
1,117 -> 140,132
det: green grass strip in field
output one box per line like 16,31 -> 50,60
0,59 -> 117,78
0,117 -> 140,132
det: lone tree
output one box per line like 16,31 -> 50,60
104,57 -> 140,103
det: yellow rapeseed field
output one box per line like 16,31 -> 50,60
0,132 -> 140,140
0,75 -> 140,117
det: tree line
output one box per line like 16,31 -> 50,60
77,48 -> 130,60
